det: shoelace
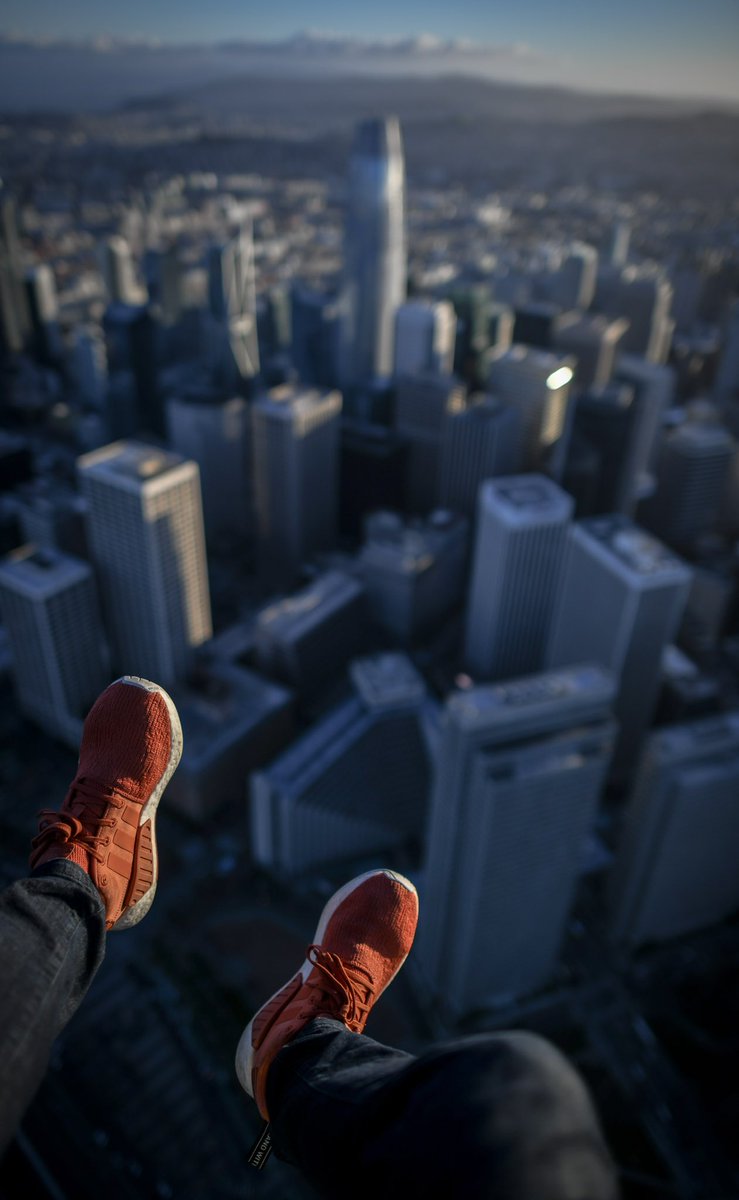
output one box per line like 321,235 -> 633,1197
31,777 -> 134,865
299,945 -> 376,1030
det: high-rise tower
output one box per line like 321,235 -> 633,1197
609,712 -> 739,946
438,394 -> 520,517
488,346 -> 575,479
464,475 -> 573,680
207,224 -> 260,390
341,117 -> 406,388
418,665 -> 616,1014
78,440 -> 212,686
548,516 -> 692,777
0,545 -> 109,747
251,384 -> 342,582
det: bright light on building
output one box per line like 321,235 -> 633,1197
546,366 -> 574,390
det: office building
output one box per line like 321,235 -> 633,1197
512,302 -> 569,350
165,660 -> 293,821
0,431 -> 32,491
251,653 -> 436,876
449,286 -> 496,384
24,264 -> 62,362
72,325 -> 108,408
608,219 -> 631,268
255,570 -> 368,696
565,383 -> 641,515
464,476 -> 573,680
144,244 -> 181,325
0,193 -> 30,358
594,265 -> 673,363
553,313 -> 629,392
16,480 -> 89,560
251,385 -> 342,581
78,441 -> 212,686
166,387 -> 251,545
609,712 -> 739,946
339,423 -> 408,539
207,224 -> 260,390
98,235 -> 139,305
393,300 -> 456,378
488,346 -> 575,478
340,117 -> 406,388
613,355 -> 676,501
715,299 -> 739,434
438,394 -> 520,517
103,303 -> 160,435
548,516 -> 692,776
395,372 -> 466,512
290,284 -> 340,387
640,419 -> 735,549
418,665 -> 617,1014
0,545 -> 108,747
553,242 -> 598,311
359,509 -> 468,641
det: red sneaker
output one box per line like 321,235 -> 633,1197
30,676 -> 182,931
235,869 -> 419,1119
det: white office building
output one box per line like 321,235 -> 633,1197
78,440 -> 212,686
394,300 -> 456,378
418,665 -> 617,1014
464,476 -> 573,680
548,516 -> 692,778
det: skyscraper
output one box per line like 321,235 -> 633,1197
548,516 -> 692,776
98,235 -> 139,305
438,394 -> 520,517
553,313 -> 629,392
715,299 -> 739,434
251,653 -> 435,876
393,300 -> 456,378
251,384 -> 342,581
594,265 -> 673,363
613,355 -> 676,502
488,346 -> 575,479
341,117 -> 406,388
639,419 -> 735,549
395,372 -> 466,512
359,509 -> 468,642
166,387 -> 251,545
565,383 -> 639,515
552,242 -> 598,311
0,192 -> 29,356
418,665 -> 616,1014
207,224 -> 260,390
0,545 -> 108,747
464,476 -> 573,680
609,712 -> 739,946
78,441 -> 212,686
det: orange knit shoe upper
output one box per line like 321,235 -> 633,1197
30,676 -> 182,931
236,869 -> 419,1120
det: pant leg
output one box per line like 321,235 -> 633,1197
267,1018 -> 619,1200
0,860 -> 106,1153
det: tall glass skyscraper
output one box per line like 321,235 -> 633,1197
341,118 -> 406,389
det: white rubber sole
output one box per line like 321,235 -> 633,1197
234,869 -> 418,1098
110,676 -> 183,932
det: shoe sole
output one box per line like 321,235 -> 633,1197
111,677 -> 183,932
234,869 -> 417,1098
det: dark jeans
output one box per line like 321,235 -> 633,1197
0,868 -> 619,1199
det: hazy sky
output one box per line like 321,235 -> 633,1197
2,0 -> 739,102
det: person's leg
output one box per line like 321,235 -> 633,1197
235,870 -> 619,1200
0,675 -> 183,1154
0,861 -> 106,1153
267,1019 -> 618,1200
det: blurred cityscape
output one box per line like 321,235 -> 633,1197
0,58 -> 739,1200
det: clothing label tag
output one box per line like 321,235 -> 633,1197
247,1122 -> 273,1170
